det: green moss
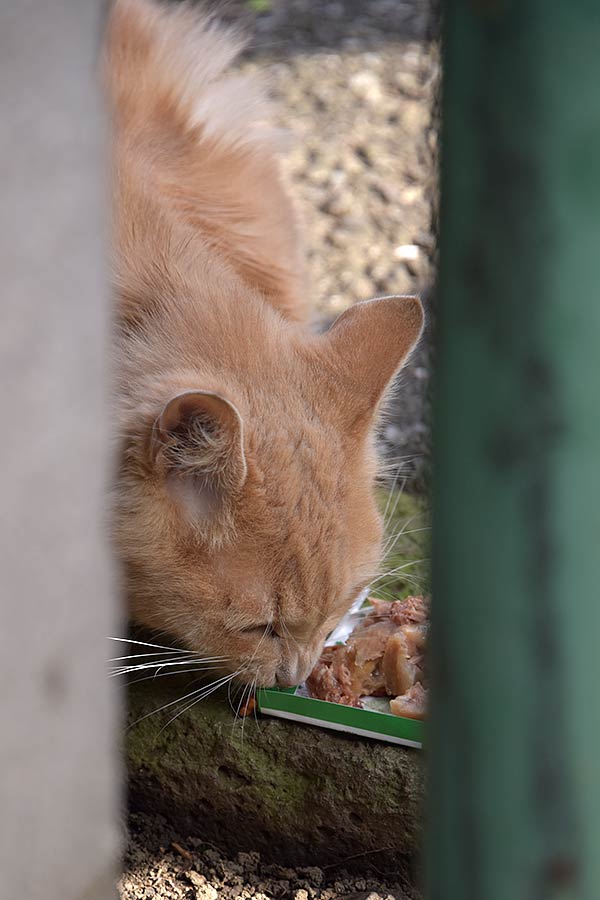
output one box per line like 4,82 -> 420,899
126,676 -> 424,869
126,679 -> 316,822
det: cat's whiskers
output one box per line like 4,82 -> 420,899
376,465 -> 414,484
382,478 -> 411,539
380,527 -> 431,567
378,452 -> 416,465
371,573 -> 425,597
122,665 -> 227,689
278,617 -> 303,655
109,655 -> 228,678
231,623 -> 271,734
241,672 -> 261,742
378,455 -> 431,596
128,669 -> 242,733
232,680 -> 251,738
381,468 -> 404,530
376,565 -> 424,589
370,586 -> 399,602
128,682 -> 213,730
386,476 -> 409,523
368,558 -> 429,590
227,677 -> 242,716
108,636 -> 195,654
109,658 -> 187,677
156,670 -> 242,738
109,650 -> 194,662
250,673 -> 262,730
381,511 -> 430,560
238,682 -> 252,744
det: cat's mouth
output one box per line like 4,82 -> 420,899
230,647 -> 317,689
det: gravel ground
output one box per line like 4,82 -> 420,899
119,1 -> 438,897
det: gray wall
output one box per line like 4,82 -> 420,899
0,2 -> 119,898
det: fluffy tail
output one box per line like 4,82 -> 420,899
106,0 -> 307,320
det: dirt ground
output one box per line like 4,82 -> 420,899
121,812 -> 415,900
119,1 -> 438,897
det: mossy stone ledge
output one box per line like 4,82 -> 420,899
126,677 -> 425,877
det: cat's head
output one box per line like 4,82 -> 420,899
114,296 -> 423,687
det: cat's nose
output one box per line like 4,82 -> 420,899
275,653 -> 312,687
274,666 -> 298,688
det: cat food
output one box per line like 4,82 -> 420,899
306,595 -> 429,719
239,697 -> 257,718
389,682 -> 428,720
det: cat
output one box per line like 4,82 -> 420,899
106,0 -> 423,689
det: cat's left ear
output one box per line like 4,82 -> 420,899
152,390 -> 247,520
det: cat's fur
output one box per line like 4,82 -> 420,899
106,0 -> 424,687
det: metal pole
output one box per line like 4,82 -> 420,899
429,2 -> 600,898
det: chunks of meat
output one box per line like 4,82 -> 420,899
389,682 -> 428,721
305,645 -> 357,706
364,595 -> 427,627
306,596 -> 429,720
306,620 -> 392,706
382,631 -> 421,695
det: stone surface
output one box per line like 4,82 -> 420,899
126,679 -> 425,877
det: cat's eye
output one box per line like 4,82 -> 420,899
239,623 -> 277,638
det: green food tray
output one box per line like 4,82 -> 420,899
256,591 -> 424,748
256,685 -> 424,748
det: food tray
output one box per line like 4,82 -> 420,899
257,592 -> 424,748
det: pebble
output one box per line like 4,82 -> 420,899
320,193 -> 353,217
349,70 -> 384,105
187,871 -> 219,900
393,244 -> 421,261
394,70 -> 422,99
328,294 -> 347,312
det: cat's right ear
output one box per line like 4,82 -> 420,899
150,390 -> 247,522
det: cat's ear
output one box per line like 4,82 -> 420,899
152,390 -> 247,520
323,295 -> 424,427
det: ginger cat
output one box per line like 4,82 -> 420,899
106,0 -> 423,688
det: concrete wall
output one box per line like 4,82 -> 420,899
0,3 -> 119,899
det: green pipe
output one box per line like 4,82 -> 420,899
428,3 -> 600,898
